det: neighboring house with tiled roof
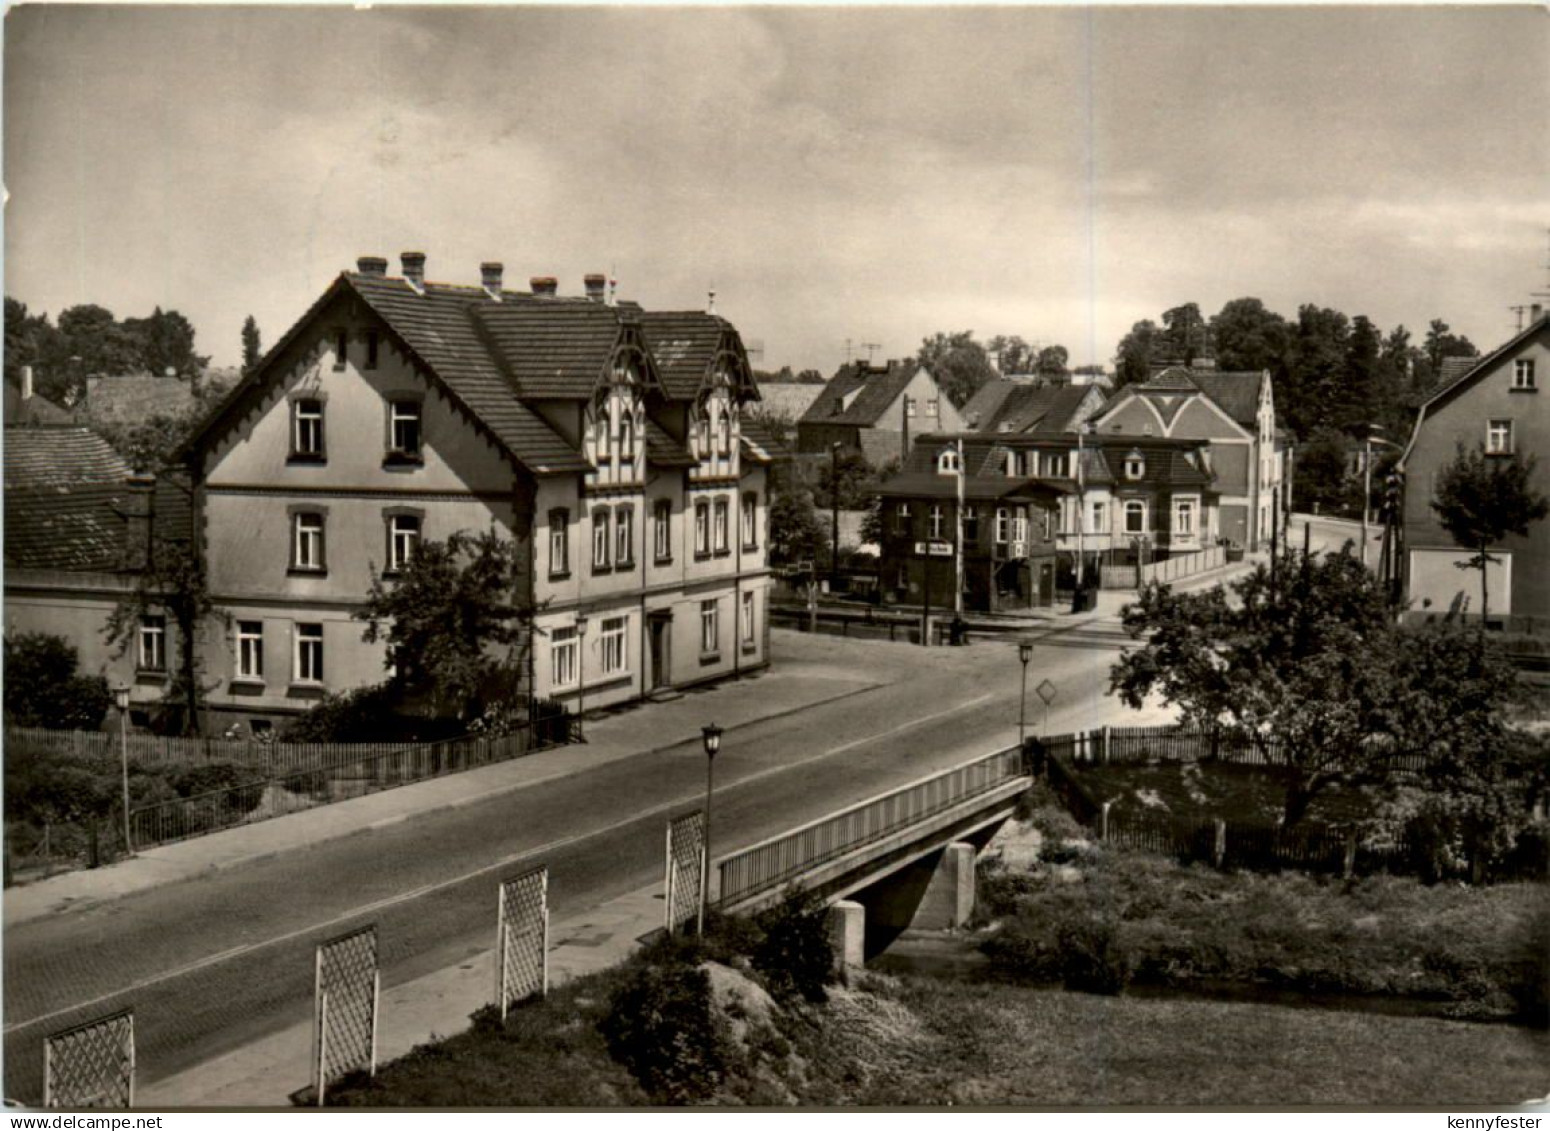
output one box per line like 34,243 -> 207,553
73,371 -> 203,429
961,380 -> 1105,436
1399,311 -> 1550,624
4,426 -> 131,489
797,360 -> 963,467
173,253 -> 770,728
3,367 -> 74,426
753,382 -> 824,426
1090,360 -> 1282,551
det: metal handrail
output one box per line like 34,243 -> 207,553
716,744 -> 1025,908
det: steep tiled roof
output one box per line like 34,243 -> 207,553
5,427 -> 131,489
753,383 -> 824,422
739,416 -> 785,463
77,373 -> 200,428
874,471 -> 1066,502
901,432 -> 1214,492
800,362 -> 921,428
3,382 -> 74,426
1145,367 -> 1264,429
474,300 -> 621,398
640,312 -> 730,401
4,484 -> 127,571
963,382 -> 1092,434
645,420 -> 696,468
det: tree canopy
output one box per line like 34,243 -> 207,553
2,633 -> 112,732
1431,444 -> 1549,622
916,331 -> 997,408
357,529 -> 531,720
1110,549 -> 1519,828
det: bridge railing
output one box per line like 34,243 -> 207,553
716,744 -> 1026,909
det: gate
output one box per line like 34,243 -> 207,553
664,810 -> 706,935
312,925 -> 379,1106
496,867 -> 548,1017
43,1010 -> 134,1108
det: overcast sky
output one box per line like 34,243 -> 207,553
5,5 -> 1547,374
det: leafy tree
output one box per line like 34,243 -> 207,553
2,633 -> 112,731
795,368 -> 824,384
1110,550 -> 1514,827
123,307 -> 208,378
105,541 -> 223,736
357,529 -> 531,720
987,335 -> 1034,375
1035,344 -> 1070,377
768,490 -> 828,568
1073,364 -> 1107,378
814,448 -> 874,510
1210,297 -> 1288,374
916,331 -> 996,408
1114,319 -> 1161,388
96,376 -> 231,472
1431,444 -> 1549,623
241,315 -> 263,377
1281,304 -> 1351,437
1424,318 -> 1479,376
1159,303 -> 1207,364
1292,427 -> 1361,517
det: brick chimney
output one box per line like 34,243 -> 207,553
20,365 -> 33,400
481,262 -> 505,301
122,472 -> 156,571
357,256 -> 388,277
584,274 -> 606,303
401,251 -> 427,293
530,276 -> 558,298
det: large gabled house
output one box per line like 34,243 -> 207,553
1090,361 -> 1281,551
797,360 -> 963,467
178,253 -> 771,731
1399,309 -> 1550,624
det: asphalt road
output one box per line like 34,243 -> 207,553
3,618 -> 1144,1102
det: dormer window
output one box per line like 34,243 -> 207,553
1125,453 -> 1145,480
698,412 -> 713,455
619,414 -> 635,463
937,448 -> 961,475
594,408 -> 610,461
718,411 -> 732,455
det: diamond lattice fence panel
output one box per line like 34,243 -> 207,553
44,1011 -> 133,1108
313,925 -> 378,1104
665,810 -> 705,934
498,867 -> 548,1016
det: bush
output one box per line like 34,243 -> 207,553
278,683 -> 461,744
599,960 -> 729,1102
751,889 -> 833,1003
1057,916 -> 1132,995
3,633 -> 112,731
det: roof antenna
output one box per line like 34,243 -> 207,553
707,285 -> 717,316
609,264 -> 618,307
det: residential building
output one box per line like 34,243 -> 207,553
3,366 -> 73,427
178,253 -> 770,731
873,434 -> 1069,612
1399,310 -> 1550,623
797,360 -> 964,466
1090,360 -> 1281,551
961,380 -> 1105,436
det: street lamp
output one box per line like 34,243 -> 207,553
830,441 -> 843,593
697,722 -> 724,936
1017,641 -> 1033,747
1361,427 -> 1403,569
113,684 -> 133,856
574,614 -> 589,742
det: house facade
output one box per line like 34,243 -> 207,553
874,434 -> 1069,612
182,254 -> 770,732
1090,362 -> 1280,551
1399,310 -> 1550,624
797,360 -> 963,467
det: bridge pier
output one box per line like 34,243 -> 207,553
828,900 -> 865,978
854,840 -> 978,958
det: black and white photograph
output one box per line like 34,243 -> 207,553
2,1 -> 1547,1112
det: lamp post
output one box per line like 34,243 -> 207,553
1361,428 -> 1402,570
113,684 -> 133,856
1017,641 -> 1033,747
697,722 -> 723,936
574,614 -> 589,742
830,441 -> 842,594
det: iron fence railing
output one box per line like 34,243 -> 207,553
716,744 -> 1026,908
128,718 -> 577,849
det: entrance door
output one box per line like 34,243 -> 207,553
1038,562 -> 1055,606
649,615 -> 672,690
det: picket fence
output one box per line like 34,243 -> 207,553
1043,723 -> 1430,775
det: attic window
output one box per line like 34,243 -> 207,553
937,448 -> 960,475
1125,453 -> 1145,480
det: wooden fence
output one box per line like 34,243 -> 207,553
1041,724 -> 1431,775
1138,545 -> 1227,587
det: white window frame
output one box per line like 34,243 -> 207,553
718,411 -> 732,455
741,590 -> 756,645
964,505 -> 980,544
551,625 -> 578,688
293,512 -> 325,571
1513,359 -> 1536,390
1487,419 -> 1514,454
995,507 -> 1010,544
599,616 -> 627,676
926,398 -> 939,416
1124,499 -> 1148,535
1013,514 -> 1029,544
695,500 -> 711,556
1091,500 -> 1107,534
619,413 -> 635,464
388,514 -> 420,572
937,448 -> 960,474
292,399 -> 324,457
1125,456 -> 1145,480
389,400 -> 422,457
294,623 -> 324,684
742,493 -> 758,549
654,500 -> 672,561
904,396 -> 917,418
896,502 -> 912,533
236,621 -> 263,681
138,616 -> 166,672
929,504 -> 946,539
592,507 -> 612,570
593,408 -> 611,463
713,498 -> 730,553
615,504 -> 634,566
549,509 -> 569,576
700,599 -> 720,655
1174,499 -> 1195,538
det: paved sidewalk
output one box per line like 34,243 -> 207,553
4,660 -> 881,928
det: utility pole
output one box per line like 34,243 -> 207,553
1074,425 -> 1087,589
860,342 -> 882,364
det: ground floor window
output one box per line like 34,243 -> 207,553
741,590 -> 756,645
236,621 -> 263,680
552,625 -> 578,688
294,623 -> 324,684
600,616 -> 627,676
1124,500 -> 1147,535
138,615 -> 166,672
700,599 -> 720,655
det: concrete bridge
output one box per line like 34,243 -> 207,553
713,744 -> 1031,965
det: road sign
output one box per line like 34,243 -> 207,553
914,541 -> 953,557
1035,679 -> 1057,706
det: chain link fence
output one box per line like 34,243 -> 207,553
496,867 -> 548,1017
43,1010 -> 134,1108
